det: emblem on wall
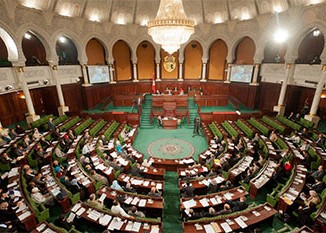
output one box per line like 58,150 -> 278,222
163,55 -> 176,72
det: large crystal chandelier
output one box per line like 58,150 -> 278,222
148,0 -> 195,54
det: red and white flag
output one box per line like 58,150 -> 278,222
151,73 -> 156,93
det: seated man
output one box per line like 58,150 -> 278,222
226,197 -> 248,212
87,194 -> 104,209
111,200 -> 133,218
182,182 -> 194,198
90,170 -> 108,186
148,187 -> 162,198
30,187 -> 54,206
157,116 -> 163,128
128,206 -> 145,218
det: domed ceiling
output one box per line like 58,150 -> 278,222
17,0 -> 325,25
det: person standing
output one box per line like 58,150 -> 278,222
193,116 -> 200,137
137,97 -> 142,113
131,97 -> 137,113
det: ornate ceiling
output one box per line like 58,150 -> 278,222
16,0 -> 325,25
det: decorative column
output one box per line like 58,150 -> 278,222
51,65 -> 69,116
200,61 -> 207,82
305,64 -> 326,128
225,63 -> 232,83
273,63 -> 295,116
156,63 -> 161,81
81,64 -> 90,86
16,66 -> 40,125
178,63 -> 183,81
250,63 -> 260,86
132,63 -> 139,82
109,64 -> 116,83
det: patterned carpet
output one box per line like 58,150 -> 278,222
148,138 -> 195,159
133,127 -> 208,161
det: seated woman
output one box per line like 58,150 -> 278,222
110,180 -> 123,191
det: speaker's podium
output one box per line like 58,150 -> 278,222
162,117 -> 178,129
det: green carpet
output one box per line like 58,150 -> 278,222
163,172 -> 183,233
133,128 -> 208,161
200,103 -> 259,113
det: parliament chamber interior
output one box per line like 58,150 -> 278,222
0,0 -> 326,232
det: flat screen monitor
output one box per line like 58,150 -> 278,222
88,65 -> 110,84
230,65 -> 253,83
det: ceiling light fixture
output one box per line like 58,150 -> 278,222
148,0 -> 195,54
273,28 -> 288,43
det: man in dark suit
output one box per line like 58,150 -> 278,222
182,182 -> 194,198
315,134 -> 325,149
47,117 -> 56,132
193,116 -> 201,137
226,197 -> 248,212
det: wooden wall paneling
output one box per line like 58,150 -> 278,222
284,85 -> 315,116
258,82 -> 281,112
0,92 -> 26,126
30,87 -> 59,116
62,83 -> 84,114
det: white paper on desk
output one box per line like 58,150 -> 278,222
1,172 -> 8,180
36,223 -> 46,231
131,179 -> 142,185
46,147 -> 53,153
138,199 -> 146,207
67,148 -> 74,154
150,226 -> 160,233
88,209 -> 101,221
199,198 -> 209,207
110,151 -> 118,158
71,203 -> 81,212
76,207 -> 86,216
18,211 -> 31,221
123,176 -> 130,182
82,179 -> 91,186
183,199 -> 197,209
131,222 -> 141,232
125,221 -> 133,231
202,180 -> 210,186
223,193 -> 233,200
67,212 -> 76,223
143,181 -> 150,186
95,164 -> 106,171
156,183 -> 162,190
131,197 -> 140,205
99,214 -> 112,226
108,217 -> 124,230
99,193 -> 106,202
180,171 -> 186,176
210,197 -> 218,205
7,181 -> 17,188
124,197 -> 133,204
235,216 -> 247,229
220,222 -> 232,232
203,224 -> 215,233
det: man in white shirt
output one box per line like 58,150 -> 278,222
111,201 -> 133,218
82,141 -> 92,156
